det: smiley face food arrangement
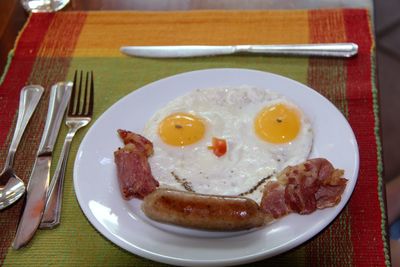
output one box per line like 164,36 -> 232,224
113,87 -> 348,231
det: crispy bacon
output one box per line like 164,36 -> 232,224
114,131 -> 159,200
260,182 -> 291,218
285,180 -> 318,214
118,129 -> 153,157
261,158 -> 348,219
316,183 -> 347,209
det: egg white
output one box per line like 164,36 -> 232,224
143,86 -> 313,203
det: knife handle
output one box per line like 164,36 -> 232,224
239,43 -> 358,58
40,131 -> 72,228
4,85 -> 44,169
37,82 -> 72,155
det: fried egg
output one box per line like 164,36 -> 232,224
143,86 -> 313,203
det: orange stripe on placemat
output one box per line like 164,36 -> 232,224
0,12 -> 86,265
306,9 -> 354,266
343,9 -> 388,266
74,10 -> 309,57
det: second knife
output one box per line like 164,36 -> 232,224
13,82 -> 72,250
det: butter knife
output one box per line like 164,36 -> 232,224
13,82 -> 72,250
120,43 -> 358,58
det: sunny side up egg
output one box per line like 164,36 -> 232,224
143,86 -> 313,203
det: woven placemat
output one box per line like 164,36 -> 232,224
0,9 -> 389,266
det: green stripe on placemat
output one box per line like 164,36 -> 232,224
0,50 -> 14,86
371,52 -> 391,265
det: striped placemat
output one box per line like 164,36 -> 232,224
0,9 -> 390,266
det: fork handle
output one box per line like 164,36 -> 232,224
40,128 -> 75,229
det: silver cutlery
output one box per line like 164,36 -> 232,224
13,82 -> 72,249
0,85 -> 44,210
120,43 -> 358,58
40,71 -> 94,229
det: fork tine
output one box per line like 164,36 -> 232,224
69,70 -> 78,115
88,71 -> 94,116
69,70 -> 93,116
76,70 -> 83,115
80,72 -> 89,116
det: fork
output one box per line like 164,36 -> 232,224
40,71 -> 94,229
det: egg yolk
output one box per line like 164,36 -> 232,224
254,103 -> 301,144
158,113 -> 206,146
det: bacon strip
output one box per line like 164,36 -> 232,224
261,182 -> 291,218
114,130 -> 159,200
118,129 -> 154,157
316,183 -> 347,209
261,158 -> 348,219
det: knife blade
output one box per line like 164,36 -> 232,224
120,43 -> 358,58
13,82 -> 72,249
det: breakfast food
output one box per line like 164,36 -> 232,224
260,158 -> 348,218
113,86 -> 349,232
118,129 -> 154,157
142,188 -> 269,231
143,86 -> 313,203
114,130 -> 159,199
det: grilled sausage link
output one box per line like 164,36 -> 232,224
142,188 -> 267,231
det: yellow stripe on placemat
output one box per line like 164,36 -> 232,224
73,10 -> 309,57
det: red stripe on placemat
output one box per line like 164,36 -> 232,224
0,13 -> 55,148
343,9 -> 388,266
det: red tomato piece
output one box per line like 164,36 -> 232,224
208,137 -> 227,157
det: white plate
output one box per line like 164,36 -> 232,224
74,68 -> 359,267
